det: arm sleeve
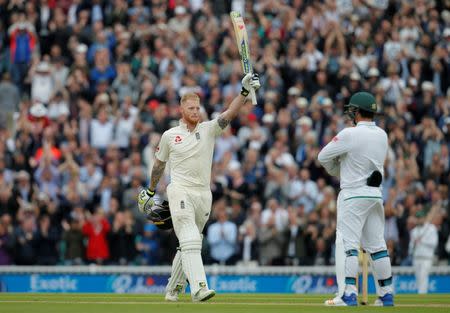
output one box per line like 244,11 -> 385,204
155,132 -> 170,162
205,119 -> 223,137
318,128 -> 353,175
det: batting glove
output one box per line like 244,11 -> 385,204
241,73 -> 261,96
138,188 -> 155,215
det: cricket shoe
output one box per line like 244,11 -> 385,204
374,293 -> 394,306
324,294 -> 346,306
192,287 -> 216,302
165,284 -> 184,302
342,293 -> 358,306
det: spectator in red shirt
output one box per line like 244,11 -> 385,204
82,208 -> 110,264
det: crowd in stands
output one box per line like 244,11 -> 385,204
0,0 -> 449,267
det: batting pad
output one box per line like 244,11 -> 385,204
166,248 -> 187,294
370,250 -> 393,296
179,228 -> 208,295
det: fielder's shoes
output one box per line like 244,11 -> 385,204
339,293 -> 358,306
374,293 -> 394,306
324,295 -> 346,306
165,284 -> 184,302
192,287 -> 216,302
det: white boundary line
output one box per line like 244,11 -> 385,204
0,300 -> 449,308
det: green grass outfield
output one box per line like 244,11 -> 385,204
0,293 -> 449,313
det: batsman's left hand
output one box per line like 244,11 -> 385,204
241,73 -> 261,96
138,188 -> 155,215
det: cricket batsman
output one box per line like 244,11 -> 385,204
318,92 -> 394,306
138,73 -> 260,302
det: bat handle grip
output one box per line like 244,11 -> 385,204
250,87 -> 257,105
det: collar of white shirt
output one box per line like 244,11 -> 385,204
357,121 -> 375,126
179,119 -> 200,132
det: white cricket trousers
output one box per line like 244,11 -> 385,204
166,183 -> 212,295
336,187 -> 386,253
167,184 -> 212,233
413,258 -> 432,294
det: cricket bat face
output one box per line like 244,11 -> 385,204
230,11 -> 257,105
230,11 -> 252,74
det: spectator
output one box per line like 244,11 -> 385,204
0,220 -> 13,265
136,222 -> 160,265
109,211 -> 137,265
34,214 -> 59,265
259,198 -> 288,265
13,215 -> 36,265
62,217 -> 85,265
207,205 -> 238,265
31,61 -> 55,104
8,21 -> 37,91
0,73 -> 20,133
82,209 -> 110,264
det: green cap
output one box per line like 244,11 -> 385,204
348,91 -> 377,113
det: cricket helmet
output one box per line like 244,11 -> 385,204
345,91 -> 378,113
344,91 -> 377,123
147,200 -> 173,230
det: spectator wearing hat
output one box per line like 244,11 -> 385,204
31,61 -> 54,104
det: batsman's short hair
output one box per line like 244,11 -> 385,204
180,92 -> 200,105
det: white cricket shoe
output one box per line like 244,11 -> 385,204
324,295 -> 347,306
192,288 -> 216,302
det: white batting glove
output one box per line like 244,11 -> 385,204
241,73 -> 261,96
138,188 -> 155,215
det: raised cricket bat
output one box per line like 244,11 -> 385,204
361,250 -> 369,305
230,11 -> 257,105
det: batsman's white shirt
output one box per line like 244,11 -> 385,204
155,119 -> 223,188
318,121 -> 388,193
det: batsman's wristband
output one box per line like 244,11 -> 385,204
241,87 -> 250,96
147,189 -> 155,197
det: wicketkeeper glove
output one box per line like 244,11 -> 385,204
241,73 -> 261,96
138,188 -> 155,215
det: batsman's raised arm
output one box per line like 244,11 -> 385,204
218,73 -> 260,129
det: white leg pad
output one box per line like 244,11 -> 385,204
166,248 -> 187,294
180,239 -> 208,295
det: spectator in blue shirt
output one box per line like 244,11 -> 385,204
207,205 -> 238,265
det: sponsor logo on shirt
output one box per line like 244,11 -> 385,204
174,135 -> 182,144
332,136 -> 339,142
